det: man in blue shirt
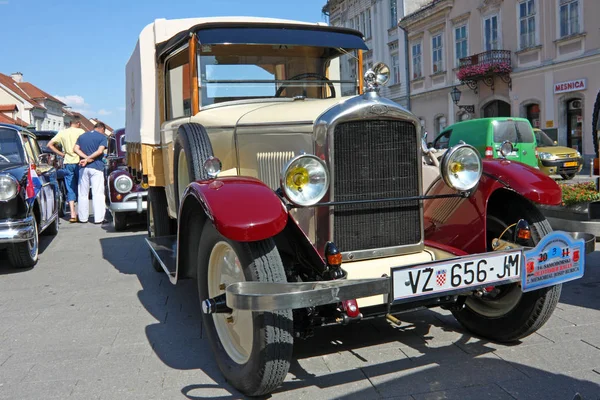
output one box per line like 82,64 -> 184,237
74,123 -> 108,224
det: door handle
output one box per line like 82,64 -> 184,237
522,150 -> 527,155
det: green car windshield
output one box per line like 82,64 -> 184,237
493,120 -> 535,143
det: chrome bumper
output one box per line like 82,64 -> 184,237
109,191 -> 147,213
0,216 -> 35,243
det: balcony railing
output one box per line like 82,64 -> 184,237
457,50 -> 512,92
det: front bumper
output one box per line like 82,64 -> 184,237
0,216 -> 35,243
203,230 -> 589,314
539,157 -> 583,175
109,191 -> 147,213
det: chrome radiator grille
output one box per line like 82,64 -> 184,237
332,120 -> 421,252
257,151 -> 295,190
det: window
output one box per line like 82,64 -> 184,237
366,9 -> 372,38
484,15 -> 499,50
560,0 -> 579,37
412,43 -> 422,79
435,115 -> 447,134
360,12 -> 366,35
349,18 -> 355,30
355,16 -> 360,33
390,0 -> 398,29
433,129 -> 452,150
519,0 -> 536,48
432,34 -> 443,73
454,25 -> 468,66
165,50 -> 191,120
391,54 -> 400,85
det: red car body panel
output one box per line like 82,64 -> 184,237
423,159 -> 561,255
184,177 -> 288,242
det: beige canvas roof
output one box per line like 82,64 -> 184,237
125,17 -> 329,145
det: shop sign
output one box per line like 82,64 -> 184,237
546,120 -> 554,128
554,79 -> 587,94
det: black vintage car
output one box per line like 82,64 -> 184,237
0,123 -> 60,268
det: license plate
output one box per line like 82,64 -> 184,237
522,231 -> 585,292
564,161 -> 578,167
391,251 -> 522,302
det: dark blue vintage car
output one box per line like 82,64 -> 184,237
0,123 -> 60,268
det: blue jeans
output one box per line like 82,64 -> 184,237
63,163 -> 79,202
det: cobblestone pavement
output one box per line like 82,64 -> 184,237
0,217 -> 599,400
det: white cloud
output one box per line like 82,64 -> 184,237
54,94 -> 91,113
97,109 -> 112,116
117,106 -> 126,112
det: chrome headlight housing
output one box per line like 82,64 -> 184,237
440,144 -> 483,192
538,152 -> 554,160
280,154 -> 329,206
0,174 -> 19,201
114,175 -> 133,194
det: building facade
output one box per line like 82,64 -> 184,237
0,72 -> 68,131
400,0 -> 600,162
323,0 -> 431,108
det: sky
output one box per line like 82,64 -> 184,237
0,0 -> 330,129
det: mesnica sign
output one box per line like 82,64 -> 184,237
554,78 -> 587,94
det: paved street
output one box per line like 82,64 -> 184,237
0,217 -> 599,400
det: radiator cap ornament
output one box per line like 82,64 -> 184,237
364,62 -> 390,92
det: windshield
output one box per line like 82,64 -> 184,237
534,129 -> 555,146
493,120 -> 534,144
198,44 -> 358,105
0,128 -> 26,166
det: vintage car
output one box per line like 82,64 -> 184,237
32,130 -> 58,154
534,128 -> 583,179
106,128 -> 148,230
125,18 -> 588,396
0,123 -> 60,268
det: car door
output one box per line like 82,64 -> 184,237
514,120 -> 538,168
23,134 -> 57,225
491,120 -> 520,163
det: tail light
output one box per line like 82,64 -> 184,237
484,146 -> 494,158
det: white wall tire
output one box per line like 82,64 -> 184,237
197,222 -> 293,397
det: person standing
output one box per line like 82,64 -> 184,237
74,123 -> 108,224
47,117 -> 85,222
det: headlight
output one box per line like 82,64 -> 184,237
114,175 -> 133,194
538,152 -> 554,160
0,174 -> 19,201
440,144 -> 482,192
576,151 -> 582,157
280,154 -> 329,206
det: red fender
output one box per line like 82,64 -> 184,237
423,159 -> 561,254
480,159 -> 561,205
182,177 -> 288,242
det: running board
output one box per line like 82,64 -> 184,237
225,278 -> 390,312
146,235 -> 177,278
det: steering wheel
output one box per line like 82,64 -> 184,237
275,73 -> 336,98
0,154 -> 10,163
